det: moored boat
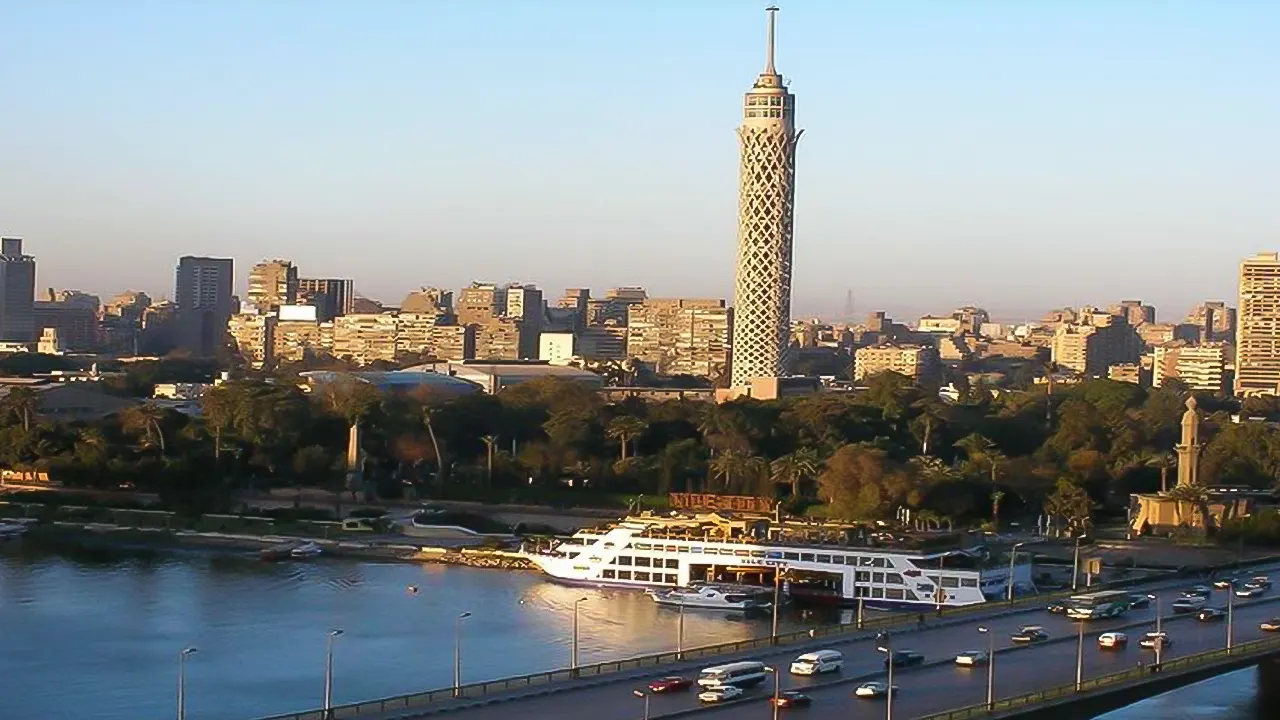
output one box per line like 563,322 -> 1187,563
648,582 -> 773,610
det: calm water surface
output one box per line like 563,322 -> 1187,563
0,540 -> 830,720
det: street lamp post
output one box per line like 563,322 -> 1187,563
1226,586 -> 1235,653
1007,542 -> 1025,603
770,570 -> 785,644
884,632 -> 894,720
454,611 -> 472,697
978,627 -> 994,710
857,595 -> 865,630
765,666 -> 780,720
676,604 -> 685,659
1153,595 -> 1163,668
1075,619 -> 1085,690
323,629 -> 344,718
572,596 -> 588,674
177,647 -> 197,720
1072,536 -> 1083,591
631,689 -> 650,720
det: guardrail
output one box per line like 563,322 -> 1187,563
917,634 -> 1280,720
254,557 -> 1280,720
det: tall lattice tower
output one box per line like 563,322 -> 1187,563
730,6 -> 803,388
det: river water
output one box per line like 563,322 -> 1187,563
0,539 -> 1266,720
0,539 -> 828,720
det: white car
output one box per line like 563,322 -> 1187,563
1098,632 -> 1128,649
1139,632 -> 1172,649
954,650 -> 989,666
855,681 -> 898,698
1236,584 -> 1267,598
1170,596 -> 1206,613
698,686 -> 744,703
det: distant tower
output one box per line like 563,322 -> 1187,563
1175,396 -> 1202,488
730,6 -> 803,388
844,289 -> 855,320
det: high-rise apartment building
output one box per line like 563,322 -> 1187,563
474,318 -> 525,361
627,298 -> 731,380
1186,301 -> 1236,344
505,284 -> 543,358
0,238 -> 36,343
175,256 -> 234,356
246,260 -> 298,314
456,282 -> 506,326
854,344 -> 941,383
396,313 -> 474,361
730,8 -> 800,388
1235,252 -> 1280,395
297,278 -> 354,322
1152,341 -> 1229,393
1110,300 -> 1156,327
273,319 -> 334,365
332,314 -> 398,366
228,313 -> 274,369
1050,309 -> 1142,376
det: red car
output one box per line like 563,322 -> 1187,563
648,676 -> 693,693
772,691 -> 813,708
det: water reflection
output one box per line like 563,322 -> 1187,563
0,542 -> 833,720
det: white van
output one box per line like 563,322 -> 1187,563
696,661 -> 768,688
789,649 -> 844,675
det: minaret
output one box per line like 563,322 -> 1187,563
730,6 -> 803,388
1175,396 -> 1202,488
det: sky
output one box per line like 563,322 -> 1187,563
2,0 -> 1278,322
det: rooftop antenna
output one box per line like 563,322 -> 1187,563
765,6 -> 779,74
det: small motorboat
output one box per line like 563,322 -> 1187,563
260,541 -> 323,560
289,542 -> 323,559
0,521 -> 30,539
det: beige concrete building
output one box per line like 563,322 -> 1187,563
1152,341 -> 1230,393
332,313 -> 397,365
473,318 -> 524,361
1186,301 -> 1236,343
296,278 -> 354,321
228,313 -> 274,369
456,282 -> 505,326
273,319 -> 333,365
1137,322 -> 1198,348
1050,309 -> 1142,376
1235,253 -> 1280,395
1107,363 -> 1145,385
246,260 -> 298,314
1110,300 -> 1155,327
578,326 -> 628,361
396,313 -> 473,361
399,288 -> 453,317
627,298 -> 731,380
854,343 -> 940,383
505,284 -> 544,358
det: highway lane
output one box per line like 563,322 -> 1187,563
420,575 -> 1280,720
688,590 -> 1280,720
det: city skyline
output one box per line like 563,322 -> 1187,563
3,2 -> 1278,316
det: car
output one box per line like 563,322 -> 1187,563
1249,576 -> 1272,589
647,676 -> 692,693
1046,600 -> 1070,614
1011,626 -> 1050,643
1171,596 -> 1207,613
789,650 -> 843,675
954,650 -> 989,666
885,650 -> 925,668
1235,585 -> 1267,599
1139,632 -> 1172,649
1213,577 -> 1241,590
1128,594 -> 1152,609
1098,632 -> 1128,649
855,682 -> 898,698
1260,618 -> 1280,632
698,686 -> 744,703
1185,585 -> 1214,598
771,691 -> 812,708
1196,608 -> 1226,622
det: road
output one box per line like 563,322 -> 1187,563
415,572 -> 1280,720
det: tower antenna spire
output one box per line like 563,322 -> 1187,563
765,6 -> 779,74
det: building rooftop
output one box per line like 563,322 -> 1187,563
300,370 -> 481,395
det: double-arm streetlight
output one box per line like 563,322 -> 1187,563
631,689 -> 650,720
454,611 -> 472,697
1007,542 -> 1025,602
977,626 -> 994,709
572,596 -> 588,673
764,666 -> 780,720
323,629 -> 344,717
176,646 -> 197,720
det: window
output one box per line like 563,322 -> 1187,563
770,97 -> 781,106
785,552 -> 800,560
859,557 -> 874,567
873,558 -> 889,568
634,571 -> 651,582
872,587 -> 885,598
856,571 -> 871,582
734,550 -> 749,557
633,543 -> 651,550
873,572 -> 885,583
886,573 -> 904,585
665,559 -> 679,569
617,571 -> 632,580
816,554 -> 831,564
602,569 -> 616,579
801,553 -> 815,562
666,546 -> 678,552
941,577 -> 960,588
885,588 -> 905,600
635,557 -> 651,567
750,551 -> 766,558
666,574 -> 678,583
904,590 -> 919,601
962,578 -> 978,588
855,586 -> 869,597
617,556 -> 633,566
691,547 -> 704,554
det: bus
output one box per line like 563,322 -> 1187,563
1065,590 -> 1131,620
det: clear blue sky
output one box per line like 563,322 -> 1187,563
2,0 -> 1277,321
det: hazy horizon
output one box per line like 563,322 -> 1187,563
3,1 -> 1277,319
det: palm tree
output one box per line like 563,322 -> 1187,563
5,387 -> 40,432
121,402 -> 168,457
1145,452 -> 1177,493
480,434 -> 499,487
709,450 -> 767,494
910,398 -> 949,456
1167,481 -> 1215,535
605,415 -> 647,461
423,407 -> 446,489
74,427 -> 108,466
953,433 -> 995,464
990,489 -> 1006,530
770,447 -> 822,498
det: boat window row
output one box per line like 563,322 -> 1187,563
624,542 -> 898,567
601,569 -> 678,583
614,555 -> 681,569
853,587 -> 920,601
